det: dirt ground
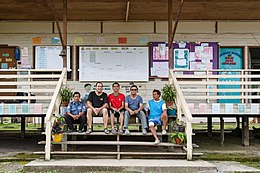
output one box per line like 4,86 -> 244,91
0,132 -> 260,173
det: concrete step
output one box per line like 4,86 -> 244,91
24,159 -> 216,173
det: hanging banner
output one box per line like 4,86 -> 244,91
218,47 -> 243,103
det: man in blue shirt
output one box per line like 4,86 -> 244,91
145,89 -> 167,144
65,91 -> 86,133
124,85 -> 148,135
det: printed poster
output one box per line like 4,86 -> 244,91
238,104 -> 246,114
33,104 -> 42,114
251,104 -> 259,114
174,49 -> 189,70
199,103 -> 207,113
0,104 -> 4,114
21,104 -> 29,114
9,104 -> 17,114
225,103 -> 233,113
153,44 -> 168,60
219,48 -> 243,103
212,103 -> 220,113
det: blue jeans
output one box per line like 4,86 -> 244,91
124,110 -> 148,129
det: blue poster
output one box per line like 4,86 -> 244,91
219,48 -> 243,103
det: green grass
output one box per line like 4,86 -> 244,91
242,161 -> 260,169
192,122 -> 260,130
1,121 -> 260,131
0,122 -> 42,131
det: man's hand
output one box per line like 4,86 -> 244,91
134,110 -> 139,114
94,108 -> 100,115
129,110 -> 135,115
161,112 -> 168,119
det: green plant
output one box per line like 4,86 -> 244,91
60,87 -> 73,103
170,132 -> 186,144
52,115 -> 65,134
161,84 -> 176,103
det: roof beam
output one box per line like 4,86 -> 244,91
125,0 -> 130,22
170,0 -> 184,49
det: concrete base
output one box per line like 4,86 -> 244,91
24,159 -> 217,173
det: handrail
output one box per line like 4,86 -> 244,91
169,69 -> 193,160
45,68 -> 66,121
170,70 -> 193,122
45,68 -> 67,160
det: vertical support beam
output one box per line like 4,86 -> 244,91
21,116 -> 26,138
63,0 -> 67,68
220,116 -> 224,146
41,116 -> 45,132
207,116 -> 212,138
45,120 -> 52,160
168,0 -> 173,69
242,116 -> 249,146
186,120 -> 193,160
117,134 -> 120,160
236,117 -> 240,129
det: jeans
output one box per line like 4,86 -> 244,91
124,110 -> 148,129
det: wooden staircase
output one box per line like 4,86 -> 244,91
36,131 -> 202,159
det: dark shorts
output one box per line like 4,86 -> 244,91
109,109 -> 124,118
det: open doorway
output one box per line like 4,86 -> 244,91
249,47 -> 260,123
250,48 -> 260,71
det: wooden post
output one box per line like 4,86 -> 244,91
45,120 -> 52,160
242,116 -> 249,146
207,116 -> 212,138
220,116 -> 224,146
21,116 -> 26,138
168,0 -> 173,69
186,120 -> 193,160
236,117 -> 240,129
63,0 -> 67,68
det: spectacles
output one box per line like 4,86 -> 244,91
131,89 -> 137,91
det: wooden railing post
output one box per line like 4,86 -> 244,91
170,69 -> 193,160
186,119 -> 192,160
45,120 -> 52,160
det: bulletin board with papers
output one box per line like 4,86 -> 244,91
79,46 -> 149,81
149,42 -> 219,77
34,46 -> 71,70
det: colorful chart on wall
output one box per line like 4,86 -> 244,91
34,46 -> 71,70
149,42 -> 219,77
79,46 -> 149,81
218,47 -> 243,103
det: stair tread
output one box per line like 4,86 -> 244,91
34,151 -> 203,156
38,140 -> 183,147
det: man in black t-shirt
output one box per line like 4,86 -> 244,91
86,82 -> 109,134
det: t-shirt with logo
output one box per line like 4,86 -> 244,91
108,93 -> 125,109
87,91 -> 108,108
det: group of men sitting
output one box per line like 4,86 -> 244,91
64,82 -> 168,144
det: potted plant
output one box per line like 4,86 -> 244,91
52,115 -> 65,143
162,84 -> 176,107
162,84 -> 176,115
60,87 -> 73,107
169,119 -> 186,144
169,132 -> 186,144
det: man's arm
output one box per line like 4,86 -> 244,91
125,102 -> 131,112
79,104 -> 86,117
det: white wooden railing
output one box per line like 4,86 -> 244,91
170,69 -> 260,159
172,69 -> 260,115
0,68 -> 67,160
45,69 -> 67,160
169,70 -> 193,160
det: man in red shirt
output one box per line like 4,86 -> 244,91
108,82 -> 125,134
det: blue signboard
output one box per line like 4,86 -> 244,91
219,48 -> 243,103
